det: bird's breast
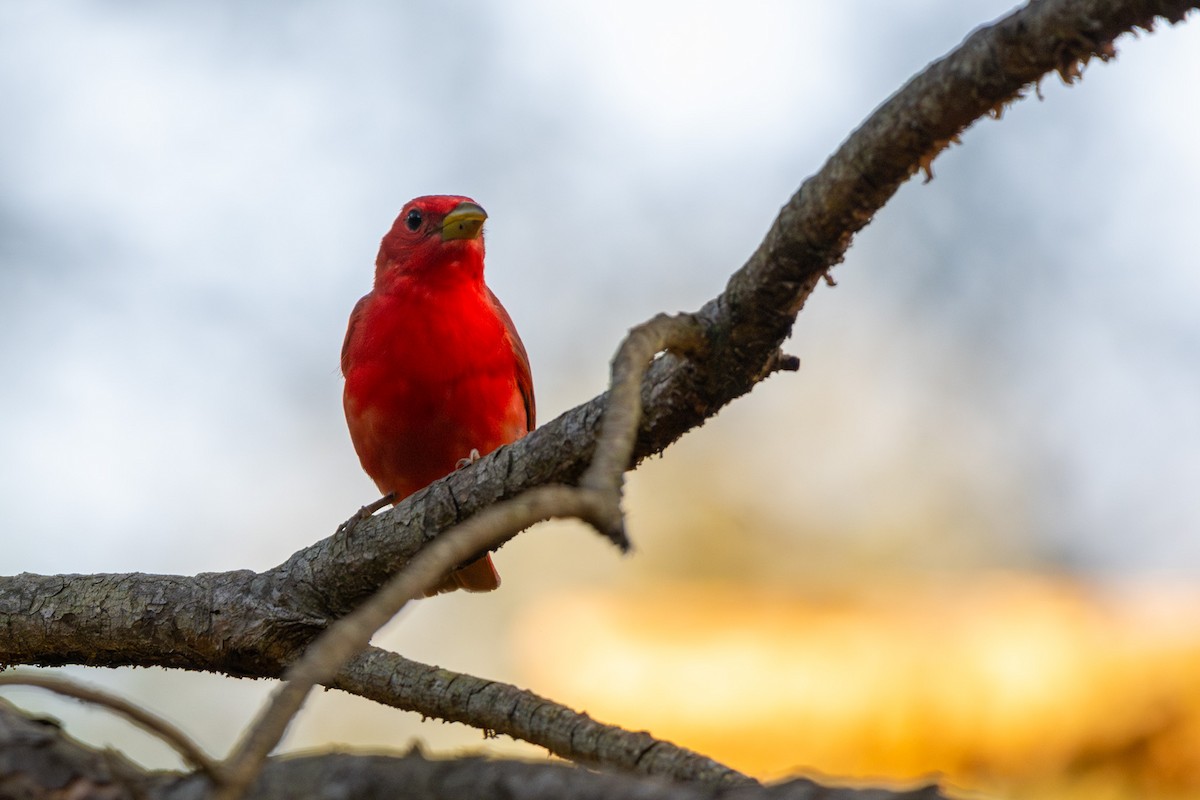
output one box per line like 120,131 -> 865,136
342,280 -> 527,498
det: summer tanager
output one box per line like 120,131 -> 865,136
341,196 -> 534,595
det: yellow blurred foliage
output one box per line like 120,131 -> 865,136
514,575 -> 1200,799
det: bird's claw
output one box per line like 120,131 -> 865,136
455,449 -> 482,470
337,492 -> 396,537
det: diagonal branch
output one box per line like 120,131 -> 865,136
0,672 -> 220,779
334,646 -> 753,785
272,0 -> 1199,623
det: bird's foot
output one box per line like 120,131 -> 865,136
337,492 -> 396,537
455,448 -> 482,470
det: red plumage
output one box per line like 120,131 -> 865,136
341,196 -> 534,595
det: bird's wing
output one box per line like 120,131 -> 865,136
487,288 -> 535,430
340,294 -> 370,378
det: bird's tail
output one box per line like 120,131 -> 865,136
424,553 -> 501,596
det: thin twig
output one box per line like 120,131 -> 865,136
0,671 -> 220,779
580,313 -> 707,547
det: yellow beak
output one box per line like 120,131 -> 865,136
441,202 -> 487,241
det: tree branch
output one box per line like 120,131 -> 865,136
0,672 -> 219,779
333,647 -> 751,785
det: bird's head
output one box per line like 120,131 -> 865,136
375,195 -> 487,290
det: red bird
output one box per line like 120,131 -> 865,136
341,196 -> 534,595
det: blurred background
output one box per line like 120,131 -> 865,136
1,2 -> 1198,798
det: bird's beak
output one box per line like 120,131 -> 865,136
441,202 -> 487,241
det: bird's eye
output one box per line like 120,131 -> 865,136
404,209 -> 423,231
